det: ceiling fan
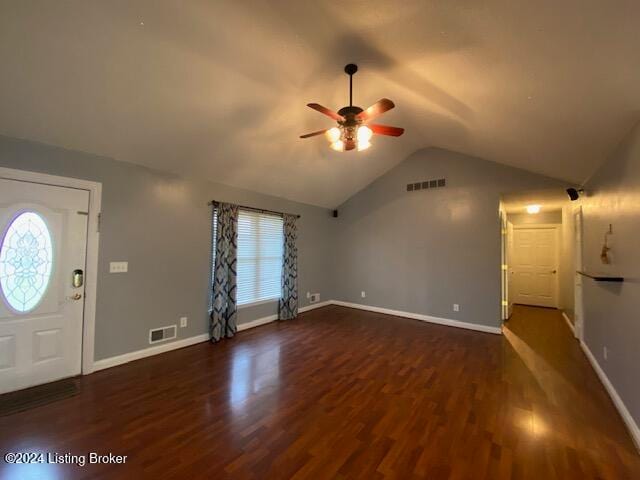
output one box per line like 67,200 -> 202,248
300,64 -> 404,152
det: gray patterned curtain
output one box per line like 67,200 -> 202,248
210,202 -> 239,342
278,214 -> 298,320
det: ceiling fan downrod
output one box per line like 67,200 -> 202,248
344,63 -> 358,107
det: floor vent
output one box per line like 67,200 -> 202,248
406,178 -> 446,192
149,325 -> 177,344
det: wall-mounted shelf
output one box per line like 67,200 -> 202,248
577,271 -> 624,282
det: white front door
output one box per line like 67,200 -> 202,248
0,178 -> 89,394
510,226 -> 559,308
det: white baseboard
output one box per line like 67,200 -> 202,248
580,340 -> 640,451
237,314 -> 278,332
299,300 -> 332,313
562,311 -> 575,336
92,302 -> 335,373
236,301 -> 333,332
93,333 -> 210,372
331,300 -> 502,335
91,300 -> 502,374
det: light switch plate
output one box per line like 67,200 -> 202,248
109,261 -> 128,273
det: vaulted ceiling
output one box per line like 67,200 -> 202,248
1,1 -> 638,207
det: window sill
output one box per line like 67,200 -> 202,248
238,298 -> 279,309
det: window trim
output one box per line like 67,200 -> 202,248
237,297 -> 279,309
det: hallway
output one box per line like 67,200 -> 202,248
502,305 -> 639,478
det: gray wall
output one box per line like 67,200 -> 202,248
333,147 -> 567,329
559,206 -> 575,321
581,121 -> 640,427
0,135 -> 336,360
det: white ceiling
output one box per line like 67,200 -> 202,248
1,1 -> 639,208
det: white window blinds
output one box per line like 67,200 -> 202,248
236,210 -> 283,305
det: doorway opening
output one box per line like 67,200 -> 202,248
500,189 -> 582,339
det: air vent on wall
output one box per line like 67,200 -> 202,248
149,325 -> 177,344
406,178 -> 446,192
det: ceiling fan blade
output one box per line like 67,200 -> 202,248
306,103 -> 344,121
299,129 -> 328,139
369,124 -> 405,137
356,98 -> 395,122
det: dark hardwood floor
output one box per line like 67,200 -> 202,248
1,305 -> 638,479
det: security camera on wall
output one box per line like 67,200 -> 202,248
566,187 -> 584,201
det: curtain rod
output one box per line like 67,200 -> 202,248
208,200 -> 301,219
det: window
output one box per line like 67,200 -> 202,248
237,210 -> 283,305
0,211 -> 53,313
211,208 -> 283,307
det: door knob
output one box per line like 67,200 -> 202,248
67,293 -> 83,301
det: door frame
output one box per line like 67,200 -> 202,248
499,206 -> 509,322
509,223 -> 561,309
505,220 -> 514,317
573,206 -> 585,341
0,167 -> 101,375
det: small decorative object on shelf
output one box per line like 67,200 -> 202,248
601,224 -> 613,264
577,271 -> 624,282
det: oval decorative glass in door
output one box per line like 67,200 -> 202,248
0,212 -> 53,313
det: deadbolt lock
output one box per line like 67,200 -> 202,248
73,269 -> 84,288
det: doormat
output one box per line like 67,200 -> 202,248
0,378 -> 79,416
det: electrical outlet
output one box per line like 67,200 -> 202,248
309,293 -> 320,304
306,292 -> 311,299
109,261 -> 128,273
361,291 -> 366,298
453,304 -> 460,312
179,317 -> 188,328
603,346 -> 608,360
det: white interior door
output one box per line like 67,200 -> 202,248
510,226 -> 559,308
0,178 -> 89,394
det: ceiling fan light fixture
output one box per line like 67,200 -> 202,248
357,140 -> 371,151
357,125 -> 373,143
300,64 -> 404,151
330,140 -> 345,152
326,127 -> 341,143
